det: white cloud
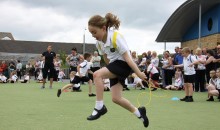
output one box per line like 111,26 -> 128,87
0,0 -> 185,54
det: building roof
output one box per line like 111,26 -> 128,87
156,0 -> 220,42
0,32 -> 14,40
0,40 -> 96,54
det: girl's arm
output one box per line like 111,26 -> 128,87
123,52 -> 147,81
205,56 -> 215,65
174,64 -> 184,68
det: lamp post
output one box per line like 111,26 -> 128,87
83,28 -> 87,54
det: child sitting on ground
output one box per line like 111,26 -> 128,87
0,73 -> 7,83
206,70 -> 218,101
19,73 -> 30,83
58,69 -> 65,82
131,73 -> 146,90
165,68 -> 183,90
8,71 -> 18,83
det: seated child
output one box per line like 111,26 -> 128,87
131,73 -> 146,90
206,70 -> 218,101
0,73 -> 7,83
19,73 -> 30,83
165,69 -> 183,90
37,71 -> 43,83
58,69 -> 65,82
8,71 -> 18,83
103,78 -> 110,91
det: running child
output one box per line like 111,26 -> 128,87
86,13 -> 149,127
57,53 -> 96,97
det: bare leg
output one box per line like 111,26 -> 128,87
61,84 -> 73,92
111,83 -> 136,112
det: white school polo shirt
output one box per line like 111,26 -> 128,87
76,60 -> 90,76
216,78 -> 220,89
183,54 -> 197,75
96,29 -> 130,63
147,64 -> 158,74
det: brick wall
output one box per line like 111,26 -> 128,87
181,34 -> 220,51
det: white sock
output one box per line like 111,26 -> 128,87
133,108 -> 141,117
92,101 -> 104,116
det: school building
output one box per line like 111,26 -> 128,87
0,32 -> 96,63
156,0 -> 220,51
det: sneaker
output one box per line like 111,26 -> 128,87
138,106 -> 149,127
88,93 -> 96,97
41,86 -> 45,89
49,86 -> 52,89
151,88 -> 157,91
57,89 -> 61,97
87,105 -> 107,120
140,87 -> 145,90
180,96 -> 188,101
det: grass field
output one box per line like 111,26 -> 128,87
0,80 -> 219,130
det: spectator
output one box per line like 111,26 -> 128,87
66,47 -> 81,73
16,60 -> 22,80
205,49 -> 216,83
194,48 -> 206,92
206,70 -> 217,101
174,47 -> 198,102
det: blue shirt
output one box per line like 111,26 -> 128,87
175,54 -> 183,65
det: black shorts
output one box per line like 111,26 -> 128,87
151,73 -> 159,81
71,76 -> 90,84
106,60 -> 131,87
70,66 -> 77,73
42,64 -> 55,79
183,74 -> 195,83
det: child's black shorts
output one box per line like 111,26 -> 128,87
106,60 -> 131,87
183,74 -> 195,83
71,76 -> 90,84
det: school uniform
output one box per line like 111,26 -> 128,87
216,78 -> 220,94
183,54 -> 196,83
147,64 -> 159,81
71,60 -> 91,84
195,55 -> 206,92
97,29 -> 131,87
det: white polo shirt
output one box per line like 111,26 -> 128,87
96,29 -> 130,63
147,64 -> 158,74
76,60 -> 91,76
183,54 -> 197,75
216,78 -> 220,89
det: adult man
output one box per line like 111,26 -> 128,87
66,47 -> 81,73
41,45 -> 56,89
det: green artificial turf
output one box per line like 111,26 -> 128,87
0,81 -> 219,130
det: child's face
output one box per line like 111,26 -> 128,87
216,70 -> 220,78
210,71 -> 216,78
88,25 -> 106,41
181,51 -> 188,57
87,56 -> 92,62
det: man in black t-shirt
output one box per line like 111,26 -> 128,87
41,45 -> 56,89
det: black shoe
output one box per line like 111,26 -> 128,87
185,97 -> 194,102
180,96 -> 188,101
41,86 -> 45,89
206,97 -> 214,101
125,87 -> 130,91
87,105 -> 107,120
57,89 -> 61,97
72,89 -> 82,92
88,93 -> 96,97
206,96 -> 214,101
218,96 -> 220,99
138,106 -> 149,128
140,87 -> 145,90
